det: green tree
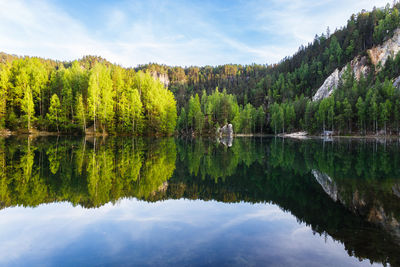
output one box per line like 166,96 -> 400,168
370,96 -> 378,134
343,98 -> 352,133
284,103 -> 295,133
317,98 -> 328,132
188,94 -> 203,133
75,93 -> 86,133
87,63 -> 114,133
177,107 -> 187,132
47,94 -> 61,132
270,103 -> 283,134
380,100 -> 391,135
22,85 -> 35,131
394,99 -> 400,134
256,106 -> 265,133
356,97 -> 366,134
0,64 -> 10,128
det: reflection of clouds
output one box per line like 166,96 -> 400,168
0,199 -> 376,266
0,203 -> 101,263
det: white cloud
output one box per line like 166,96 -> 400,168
0,0 -> 393,66
249,0 -> 390,61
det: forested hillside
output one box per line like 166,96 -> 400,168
140,3 -> 400,136
1,3 -> 400,136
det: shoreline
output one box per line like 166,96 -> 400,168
1,129 -> 400,140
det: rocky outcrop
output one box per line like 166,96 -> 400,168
368,28 -> 400,67
281,131 -> 308,139
218,124 -> 233,137
313,28 -> 400,101
393,75 -> 400,88
348,55 -> 370,80
312,56 -> 370,101
312,69 -> 340,101
151,72 -> 170,88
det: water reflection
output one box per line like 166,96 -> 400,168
0,136 -> 176,208
0,136 -> 400,265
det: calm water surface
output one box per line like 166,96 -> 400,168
0,136 -> 399,266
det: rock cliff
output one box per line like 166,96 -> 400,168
312,69 -> 341,101
151,72 -> 170,88
368,28 -> 400,67
313,28 -> 400,101
312,56 -> 370,101
218,124 -> 233,138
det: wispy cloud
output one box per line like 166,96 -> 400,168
0,0 -> 391,66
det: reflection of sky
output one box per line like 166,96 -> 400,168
0,199 -> 379,266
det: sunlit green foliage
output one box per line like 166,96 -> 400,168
0,57 -> 177,135
2,4 -> 400,135
47,94 -> 61,132
178,88 -> 264,134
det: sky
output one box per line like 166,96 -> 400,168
0,0 -> 392,67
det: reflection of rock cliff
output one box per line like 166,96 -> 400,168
312,170 -> 338,201
218,136 -> 233,147
393,184 -> 400,198
312,170 -> 400,242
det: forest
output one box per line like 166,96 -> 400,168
0,56 -> 176,135
2,3 -> 400,135
143,3 -> 400,136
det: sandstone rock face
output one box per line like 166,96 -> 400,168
368,28 -> 400,67
313,28 -> 400,101
151,72 -> 170,88
312,69 -> 340,101
219,124 -> 233,137
349,55 -> 370,80
312,56 -> 370,101
393,75 -> 400,88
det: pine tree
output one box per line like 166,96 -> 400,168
76,93 -> 86,133
22,85 -> 35,131
47,94 -> 61,132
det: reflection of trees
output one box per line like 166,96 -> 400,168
0,136 -> 176,208
153,138 -> 400,266
133,138 -> 176,199
176,138 -> 266,182
1,136 -> 400,265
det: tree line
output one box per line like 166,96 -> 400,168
176,88 -> 265,134
144,3 -> 400,136
2,3 -> 400,135
0,56 -> 177,135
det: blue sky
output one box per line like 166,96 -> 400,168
0,0 -> 391,67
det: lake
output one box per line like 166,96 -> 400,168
0,136 -> 399,266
